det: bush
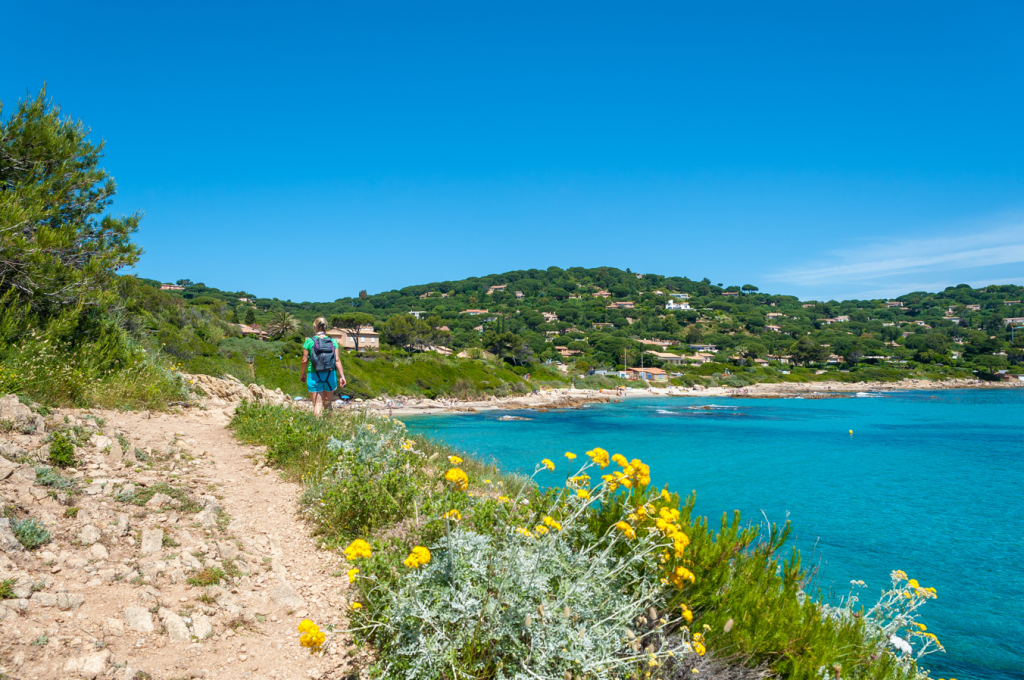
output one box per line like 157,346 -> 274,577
48,432 -> 76,468
13,518 -> 51,550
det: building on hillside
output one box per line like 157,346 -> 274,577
606,301 -> 635,310
765,324 -> 782,332
160,284 -> 185,291
826,354 -> 843,364
665,300 -> 690,311
487,285 -> 507,295
236,323 -> 268,339
1006,300 -> 1021,306
652,290 -> 666,295
326,326 -> 380,351
645,351 -> 685,365
592,322 -> 615,329
766,312 -> 785,319
721,291 -> 739,296
625,366 -> 667,381
766,354 -> 791,364
942,317 -> 960,323
802,303 -> 816,308
669,293 -> 689,299
886,301 -> 903,307
753,358 -> 769,366
409,310 -> 426,319
542,312 -> 559,323
593,290 -> 612,298
418,292 -> 433,299
558,348 -> 583,358
1003,317 -> 1024,325
967,304 -> 981,311
515,291 -> 524,299
639,338 -> 676,348
688,344 -> 717,352
636,273 -> 644,279
473,325 -> 484,332
238,297 -> 252,303
438,325 -> 450,331
460,309 -> 489,315
457,349 -> 496,360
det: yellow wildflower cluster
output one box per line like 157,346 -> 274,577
602,455 -> 651,491
403,546 -> 431,569
541,458 -> 555,471
542,515 -> 562,531
445,467 -> 469,491
691,631 -> 706,656
444,509 -> 462,521
448,455 -> 463,464
564,452 -> 576,460
680,603 -> 693,624
344,539 -> 372,560
347,567 -> 360,583
297,619 -> 325,654
585,447 -> 610,468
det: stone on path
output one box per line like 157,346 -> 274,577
140,528 -> 163,554
63,648 -> 111,679
123,605 -> 155,633
268,581 -> 305,610
145,492 -> 173,508
89,543 -> 109,560
0,518 -> 23,553
191,613 -> 214,639
57,592 -> 85,610
78,524 -> 102,546
158,607 -> 191,641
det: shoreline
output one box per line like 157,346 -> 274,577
338,376 -> 1024,417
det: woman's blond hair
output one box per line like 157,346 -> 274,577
313,317 -> 329,333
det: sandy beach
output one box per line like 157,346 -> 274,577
329,376 -> 1023,418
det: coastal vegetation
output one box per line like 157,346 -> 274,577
231,401 -> 944,680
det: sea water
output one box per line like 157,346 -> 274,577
404,389 -> 1024,680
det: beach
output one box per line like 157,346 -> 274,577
334,375 -> 1024,417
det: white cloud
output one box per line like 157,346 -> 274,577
769,224 -> 1024,287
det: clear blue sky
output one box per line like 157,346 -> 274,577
5,1 -> 1023,302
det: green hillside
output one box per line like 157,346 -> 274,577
157,268 -> 1024,389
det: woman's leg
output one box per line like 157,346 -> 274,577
311,391 -> 323,416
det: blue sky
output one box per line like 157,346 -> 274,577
4,1 -> 1023,302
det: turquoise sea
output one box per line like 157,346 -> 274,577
404,389 -> 1024,680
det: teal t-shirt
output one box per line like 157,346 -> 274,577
304,335 -> 339,370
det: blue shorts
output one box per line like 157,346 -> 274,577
306,370 -> 338,393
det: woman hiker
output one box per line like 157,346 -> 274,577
300,317 -> 347,416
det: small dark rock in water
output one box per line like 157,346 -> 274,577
497,415 -> 532,421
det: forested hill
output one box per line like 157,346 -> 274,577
148,268 -> 1024,373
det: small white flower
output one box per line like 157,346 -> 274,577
889,635 -> 912,655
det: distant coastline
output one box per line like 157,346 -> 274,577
345,376 -> 1024,417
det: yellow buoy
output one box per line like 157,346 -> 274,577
848,430 -> 853,435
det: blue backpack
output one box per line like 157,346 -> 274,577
310,335 -> 336,373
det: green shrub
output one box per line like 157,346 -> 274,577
34,466 -> 77,492
48,432 -> 76,468
13,518 -> 51,550
187,567 -> 225,587
0,577 -> 16,599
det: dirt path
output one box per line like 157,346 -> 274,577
1,397 -> 363,680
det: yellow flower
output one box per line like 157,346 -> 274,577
515,527 -> 534,538
444,509 -> 462,521
667,566 -> 696,588
586,447 -> 610,468
498,495 -> 511,503
681,604 -> 693,624
403,545 -> 431,568
484,479 -> 492,485
543,515 -> 562,531
534,524 -> 549,535
615,521 -> 636,540
350,602 -> 362,610
692,632 -> 706,656
448,455 -> 463,464
445,467 -> 469,491
344,538 -> 372,560
347,568 -> 360,583
565,452 -> 576,460
576,489 -> 591,500
541,458 -> 555,471
908,579 -> 920,589
661,489 -> 671,502
298,619 -> 317,634
611,453 -> 628,467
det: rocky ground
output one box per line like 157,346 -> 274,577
0,386 -> 366,680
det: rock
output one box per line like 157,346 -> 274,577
190,613 -> 214,639
5,598 -> 29,612
63,648 -> 111,679
32,592 -> 57,607
115,514 -> 131,536
89,434 -> 113,450
0,455 -> 17,480
13,464 -> 36,483
89,543 -> 109,560
78,524 -> 102,546
159,607 -> 191,641
118,483 -> 136,499
217,540 -> 239,561
123,605 -> 155,632
56,592 -> 85,610
195,510 -> 218,529
0,394 -> 43,434
145,492 -> 174,508
200,496 -> 222,513
136,585 -> 162,606
141,528 -> 164,555
268,582 -> 305,609
104,616 -> 126,636
11,576 -> 34,598
0,518 -> 24,553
